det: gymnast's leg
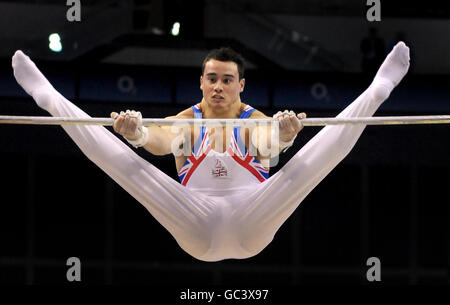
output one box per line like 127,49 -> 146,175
11,50 -> 216,259
232,42 -> 410,255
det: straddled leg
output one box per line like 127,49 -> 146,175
231,42 -> 410,255
12,50 -> 217,260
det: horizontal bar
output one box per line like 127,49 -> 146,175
0,115 -> 449,126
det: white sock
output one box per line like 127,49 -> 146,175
12,50 -> 59,112
370,41 -> 410,103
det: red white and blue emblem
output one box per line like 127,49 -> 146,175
211,159 -> 228,177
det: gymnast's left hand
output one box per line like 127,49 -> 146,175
273,110 -> 307,142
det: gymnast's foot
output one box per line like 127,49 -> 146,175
371,41 -> 410,102
12,50 -> 57,112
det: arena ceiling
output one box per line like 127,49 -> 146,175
0,0 -> 449,73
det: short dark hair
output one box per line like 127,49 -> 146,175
202,47 -> 245,80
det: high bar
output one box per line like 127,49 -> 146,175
0,115 -> 449,126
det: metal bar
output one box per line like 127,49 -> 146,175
0,115 -> 449,126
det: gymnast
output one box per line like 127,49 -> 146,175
11,42 -> 410,262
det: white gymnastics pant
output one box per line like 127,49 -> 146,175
31,78 -> 391,262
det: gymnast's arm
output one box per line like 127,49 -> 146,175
139,117 -> 177,155
110,108 -> 192,156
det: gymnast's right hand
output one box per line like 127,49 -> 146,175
110,110 -> 143,140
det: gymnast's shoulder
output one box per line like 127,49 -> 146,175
248,108 -> 271,119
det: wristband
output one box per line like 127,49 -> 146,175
125,126 -> 149,148
279,134 -> 297,152
269,128 -> 297,153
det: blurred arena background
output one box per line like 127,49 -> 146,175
0,0 -> 449,285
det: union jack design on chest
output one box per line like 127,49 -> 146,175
178,104 -> 269,186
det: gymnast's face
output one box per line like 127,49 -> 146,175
200,59 -> 245,111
